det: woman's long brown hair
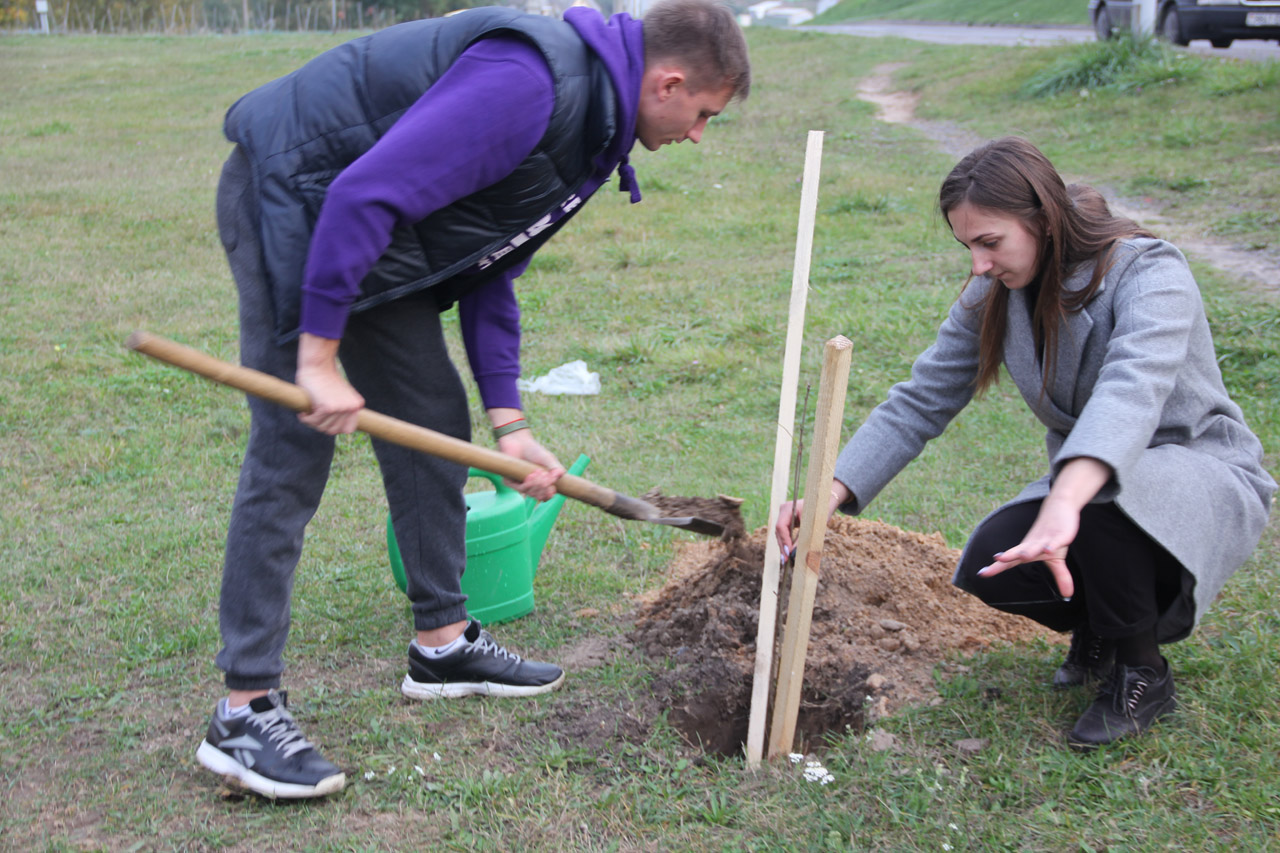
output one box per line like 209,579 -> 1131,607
938,137 -> 1153,395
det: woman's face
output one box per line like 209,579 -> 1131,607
946,201 -> 1042,290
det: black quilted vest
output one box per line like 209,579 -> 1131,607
223,7 -> 618,342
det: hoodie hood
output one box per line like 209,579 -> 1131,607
564,7 -> 644,203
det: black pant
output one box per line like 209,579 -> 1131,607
957,501 -> 1194,642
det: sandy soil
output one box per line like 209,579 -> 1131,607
628,517 -> 1056,754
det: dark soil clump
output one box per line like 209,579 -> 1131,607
631,516 -> 1059,756
640,490 -> 747,541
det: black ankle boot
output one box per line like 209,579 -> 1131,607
1068,658 -> 1176,751
1053,625 -> 1116,689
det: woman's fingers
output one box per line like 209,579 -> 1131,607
1045,557 -> 1075,599
774,499 -> 803,554
977,543 -> 1074,599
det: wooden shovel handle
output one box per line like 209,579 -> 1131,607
125,331 -> 619,511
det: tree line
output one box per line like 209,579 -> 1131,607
3,0 -> 488,32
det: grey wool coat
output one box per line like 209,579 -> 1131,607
832,237 -> 1275,641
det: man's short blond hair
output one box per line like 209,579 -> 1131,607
642,0 -> 751,100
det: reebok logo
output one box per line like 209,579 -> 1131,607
219,734 -> 263,769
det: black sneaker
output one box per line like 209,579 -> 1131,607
196,690 -> 346,799
1068,658 -> 1177,751
401,619 -> 565,700
1053,625 -> 1116,689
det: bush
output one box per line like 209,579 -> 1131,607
1019,33 -> 1203,98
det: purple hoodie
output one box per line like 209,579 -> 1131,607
301,9 -> 645,410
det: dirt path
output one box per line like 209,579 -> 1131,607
856,63 -> 1280,293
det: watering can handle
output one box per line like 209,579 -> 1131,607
467,469 -> 514,493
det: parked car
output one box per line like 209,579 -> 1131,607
1089,0 -> 1280,48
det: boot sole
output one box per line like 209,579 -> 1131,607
400,671 -> 566,700
196,740 -> 346,799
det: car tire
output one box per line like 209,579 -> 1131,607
1093,4 -> 1114,41
1160,7 -> 1189,46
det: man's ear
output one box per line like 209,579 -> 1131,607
652,66 -> 687,101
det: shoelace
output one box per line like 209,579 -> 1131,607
1122,675 -> 1149,717
471,630 -> 522,664
251,704 -> 316,759
1102,669 -> 1151,718
1068,631 -> 1107,667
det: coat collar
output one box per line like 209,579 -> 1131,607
1003,261 -> 1099,427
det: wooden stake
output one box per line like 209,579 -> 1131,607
767,335 -> 852,759
745,131 -> 825,767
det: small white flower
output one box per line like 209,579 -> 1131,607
713,183 -> 723,189
414,765 -> 425,776
789,753 -> 804,764
433,752 -> 442,761
363,771 -> 375,780
386,765 -> 396,775
942,844 -> 953,851
803,762 -> 834,784
948,823 -> 958,831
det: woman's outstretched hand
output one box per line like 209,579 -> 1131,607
975,456 -> 1113,599
976,497 -> 1079,598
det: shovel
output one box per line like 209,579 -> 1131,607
126,331 -> 726,538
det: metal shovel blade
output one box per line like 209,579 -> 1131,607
647,515 -> 729,537
606,492 -> 727,538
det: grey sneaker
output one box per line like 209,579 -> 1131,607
401,619 -> 565,700
196,689 -> 345,799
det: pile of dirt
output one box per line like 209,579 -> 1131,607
629,516 -> 1059,755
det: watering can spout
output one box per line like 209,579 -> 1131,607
527,454 -> 590,571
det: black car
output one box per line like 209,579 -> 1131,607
1089,0 -> 1280,48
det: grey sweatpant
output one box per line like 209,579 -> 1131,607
215,146 -> 472,690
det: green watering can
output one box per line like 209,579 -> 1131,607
387,454 -> 590,625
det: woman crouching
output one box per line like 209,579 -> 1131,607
777,137 -> 1275,749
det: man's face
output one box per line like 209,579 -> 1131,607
635,67 -> 734,151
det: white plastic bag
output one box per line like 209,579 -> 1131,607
516,360 -> 601,395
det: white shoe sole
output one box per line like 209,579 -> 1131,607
400,671 -> 566,700
196,740 -> 346,799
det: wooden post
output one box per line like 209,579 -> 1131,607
766,335 -> 852,759
745,131 -> 824,766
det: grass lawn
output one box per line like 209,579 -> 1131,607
811,0 -> 1090,27
1,25 -> 1277,851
